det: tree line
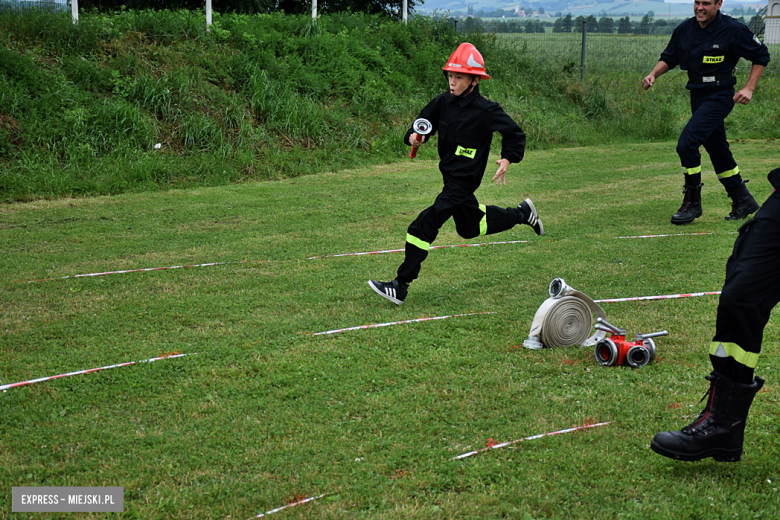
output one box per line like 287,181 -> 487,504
556,13 -> 674,35
459,13 -> 676,35
460,12 -> 754,35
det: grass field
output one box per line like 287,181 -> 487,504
2,141 -> 779,518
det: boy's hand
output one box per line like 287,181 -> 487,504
409,134 -> 424,148
492,158 -> 510,185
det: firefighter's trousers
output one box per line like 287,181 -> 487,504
677,88 -> 740,185
711,171 -> 780,383
397,180 -> 521,284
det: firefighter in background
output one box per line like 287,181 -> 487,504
368,43 -> 543,305
651,168 -> 780,462
642,0 -> 770,225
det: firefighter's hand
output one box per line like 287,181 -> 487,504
409,134 -> 424,148
492,158 -> 510,186
641,75 -> 655,90
733,88 -> 753,105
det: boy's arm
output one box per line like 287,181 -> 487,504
487,104 -> 525,185
404,95 -> 442,147
490,104 -> 526,167
489,104 -> 525,163
492,158 -> 511,185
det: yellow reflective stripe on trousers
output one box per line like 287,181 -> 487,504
406,233 -> 430,251
479,204 -> 487,236
710,341 -> 760,368
682,165 -> 702,175
717,166 -> 740,180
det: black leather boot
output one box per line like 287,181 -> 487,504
651,372 -> 764,462
670,183 -> 703,225
724,181 -> 759,221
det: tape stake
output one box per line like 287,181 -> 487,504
311,312 -> 496,336
27,261 -> 243,283
250,494 -> 326,519
0,353 -> 193,392
308,240 -> 528,259
595,291 -> 721,303
452,422 -> 610,460
615,232 -> 712,239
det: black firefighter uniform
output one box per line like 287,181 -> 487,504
711,169 -> 780,383
659,11 -> 770,186
397,84 -> 526,284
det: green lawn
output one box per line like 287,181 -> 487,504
1,141 -> 779,519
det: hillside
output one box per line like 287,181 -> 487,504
1,9 -> 777,201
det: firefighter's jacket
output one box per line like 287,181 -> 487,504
404,85 -> 526,188
659,11 -> 770,91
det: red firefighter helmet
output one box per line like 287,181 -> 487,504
442,42 -> 491,80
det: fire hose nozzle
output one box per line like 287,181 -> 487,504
549,278 -> 566,298
409,118 -> 432,159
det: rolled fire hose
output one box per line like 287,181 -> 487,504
522,278 -> 608,350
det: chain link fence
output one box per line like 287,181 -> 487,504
0,0 -> 68,12
455,17 -> 778,83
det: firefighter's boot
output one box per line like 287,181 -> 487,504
671,183 -> 703,225
650,372 -> 764,462
724,181 -> 759,221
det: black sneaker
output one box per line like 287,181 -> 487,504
368,279 -> 407,305
518,198 -> 544,235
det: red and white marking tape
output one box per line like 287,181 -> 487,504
0,353 -> 193,392
615,232 -> 712,239
311,312 -> 495,336
308,240 -> 528,260
249,494 -> 326,519
452,421 -> 610,460
27,261 -> 244,283
595,291 -> 721,303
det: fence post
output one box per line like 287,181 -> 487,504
312,0 -> 317,19
206,0 -> 212,29
71,0 -> 78,24
454,20 -> 458,32
403,0 -> 407,24
580,21 -> 586,82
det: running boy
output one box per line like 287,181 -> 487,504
368,42 -> 543,305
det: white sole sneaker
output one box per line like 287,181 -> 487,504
368,280 -> 405,305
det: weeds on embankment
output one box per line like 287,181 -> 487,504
1,8 -> 778,201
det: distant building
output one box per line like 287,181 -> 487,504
767,0 -> 780,44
